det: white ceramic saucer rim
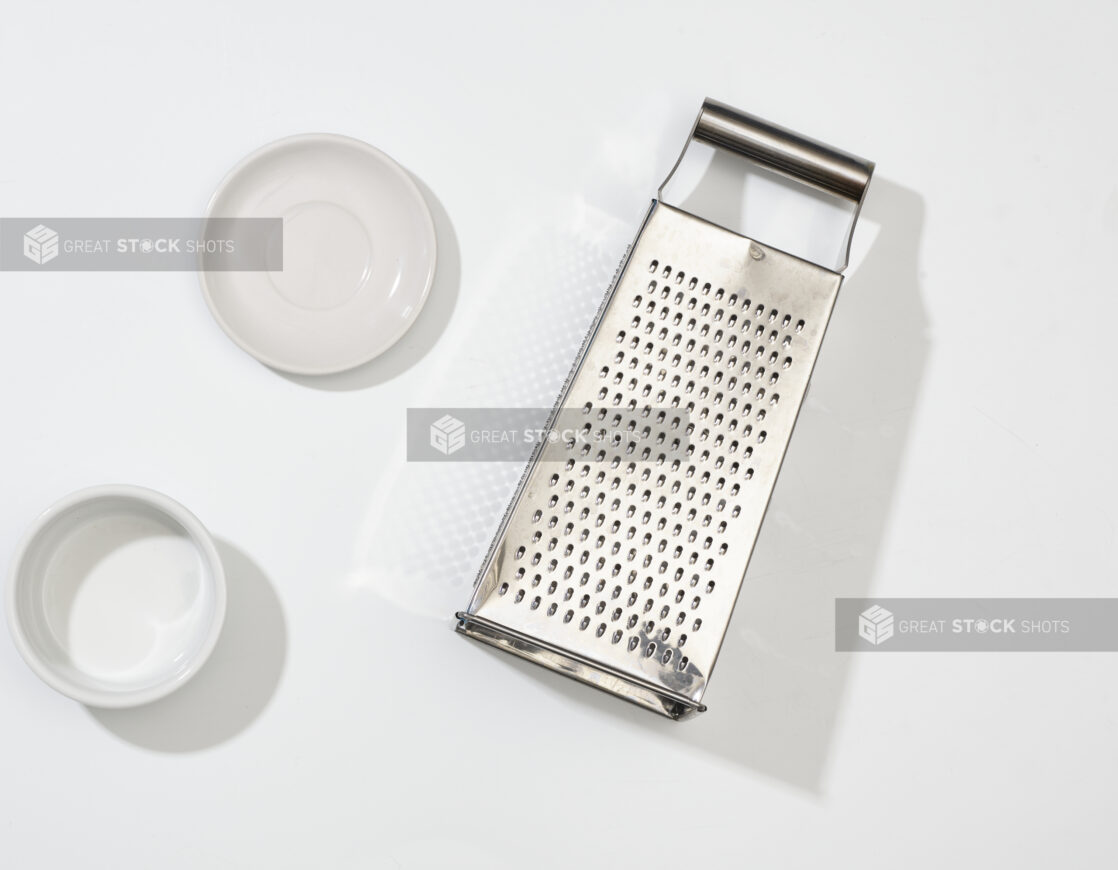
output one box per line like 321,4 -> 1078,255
199,132 -> 438,376
5,485 -> 227,709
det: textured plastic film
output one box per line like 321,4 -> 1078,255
356,202 -> 630,618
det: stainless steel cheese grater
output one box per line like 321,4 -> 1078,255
456,99 -> 874,719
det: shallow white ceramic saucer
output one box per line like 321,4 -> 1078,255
200,133 -> 437,375
6,486 -> 226,708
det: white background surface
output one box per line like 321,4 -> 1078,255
2,1 -> 1117,866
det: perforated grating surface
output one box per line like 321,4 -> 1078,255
460,202 -> 843,717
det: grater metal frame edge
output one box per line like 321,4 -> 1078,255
456,610 -> 706,719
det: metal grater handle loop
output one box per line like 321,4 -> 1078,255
660,98 -> 875,270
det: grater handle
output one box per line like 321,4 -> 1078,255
691,99 -> 873,203
659,98 -> 875,271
